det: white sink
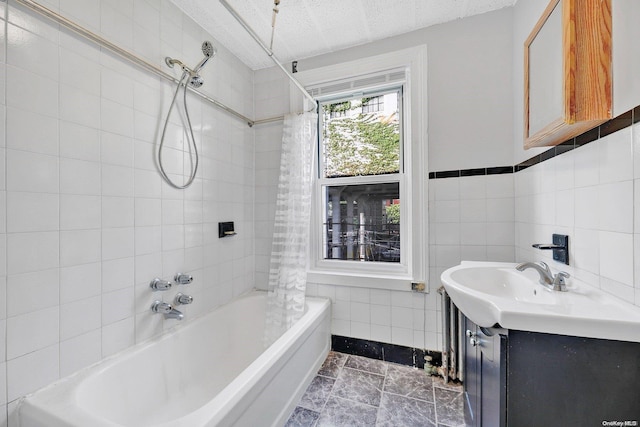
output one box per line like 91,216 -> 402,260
441,261 -> 640,343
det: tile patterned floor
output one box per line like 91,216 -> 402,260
285,351 -> 465,427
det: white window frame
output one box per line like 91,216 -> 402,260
289,46 -> 428,290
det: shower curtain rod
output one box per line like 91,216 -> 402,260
219,0 -> 319,123
13,0 -> 256,127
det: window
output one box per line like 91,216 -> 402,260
294,46 -> 427,289
318,87 -> 404,265
324,182 -> 400,262
361,95 -> 384,113
328,101 -> 351,118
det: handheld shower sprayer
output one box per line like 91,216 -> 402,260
158,41 -> 216,189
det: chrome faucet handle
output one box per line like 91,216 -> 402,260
174,273 -> 193,285
174,293 -> 193,305
150,278 -> 172,291
151,300 -> 173,314
553,271 -> 570,291
537,261 -> 552,275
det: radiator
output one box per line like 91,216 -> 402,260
438,286 -> 463,383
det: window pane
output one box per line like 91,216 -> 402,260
321,90 -> 400,178
362,96 -> 384,113
323,182 -> 400,263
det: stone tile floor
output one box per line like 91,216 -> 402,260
285,351 -> 465,427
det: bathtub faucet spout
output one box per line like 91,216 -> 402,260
151,301 -> 184,320
164,308 -> 184,320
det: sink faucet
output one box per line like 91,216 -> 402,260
515,261 -> 570,292
151,300 -> 184,320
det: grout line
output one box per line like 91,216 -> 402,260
325,394 -> 379,410
341,365 -> 386,378
316,373 -> 335,380
433,378 -> 439,425
382,390 -> 435,404
376,360 -> 389,424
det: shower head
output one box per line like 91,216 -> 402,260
189,75 -> 205,88
202,41 -> 216,58
193,41 -> 217,73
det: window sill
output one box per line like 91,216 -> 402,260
306,270 -> 419,291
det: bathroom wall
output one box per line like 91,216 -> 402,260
513,124 -> 640,306
254,8 -> 515,352
430,173 -> 515,284
299,7 -> 515,173
0,0 -> 255,423
511,0 -> 640,307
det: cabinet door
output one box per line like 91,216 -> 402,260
478,328 -> 506,427
507,330 -> 640,425
463,317 -> 480,427
524,0 -> 612,148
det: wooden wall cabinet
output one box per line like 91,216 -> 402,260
524,0 -> 612,149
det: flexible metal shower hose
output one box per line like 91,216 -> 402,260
157,70 -> 200,189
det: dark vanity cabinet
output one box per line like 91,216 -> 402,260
462,315 -> 640,426
463,317 -> 506,427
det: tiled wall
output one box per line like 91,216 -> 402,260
306,282 -> 441,351
514,122 -> 640,307
429,172 -> 516,287
0,0 -> 255,422
427,113 -> 640,310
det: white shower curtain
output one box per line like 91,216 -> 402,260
264,112 -> 318,346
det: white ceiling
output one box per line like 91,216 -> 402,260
171,0 -> 517,70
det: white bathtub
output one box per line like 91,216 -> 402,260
17,291 -> 331,427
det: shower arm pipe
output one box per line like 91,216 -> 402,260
12,0 -> 255,127
219,0 -> 318,113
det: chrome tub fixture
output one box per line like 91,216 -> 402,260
174,273 -> 193,285
151,301 -> 184,320
174,293 -> 194,306
150,278 -> 172,291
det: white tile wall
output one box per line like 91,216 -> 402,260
515,124 -> 640,306
422,173 -> 516,351
304,282 -> 441,351
429,174 -> 516,288
0,0 -> 256,418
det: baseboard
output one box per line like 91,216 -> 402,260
331,335 -> 442,369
